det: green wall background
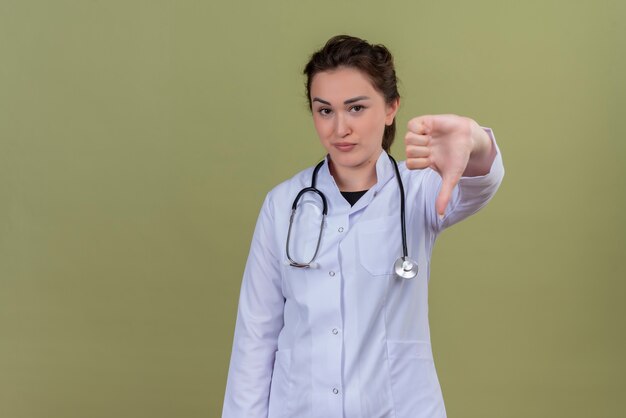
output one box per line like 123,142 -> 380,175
1,0 -> 624,417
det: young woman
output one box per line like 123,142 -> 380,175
222,35 -> 504,418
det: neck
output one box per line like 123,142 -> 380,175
329,154 -> 379,192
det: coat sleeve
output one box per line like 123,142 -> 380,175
423,127 -> 505,232
222,192 -> 285,418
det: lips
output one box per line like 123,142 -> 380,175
334,142 -> 356,152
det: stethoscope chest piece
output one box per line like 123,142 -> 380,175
394,256 -> 418,279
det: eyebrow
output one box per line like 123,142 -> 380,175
312,96 -> 371,106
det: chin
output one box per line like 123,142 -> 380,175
329,151 -> 369,169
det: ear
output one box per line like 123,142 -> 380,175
385,98 -> 400,126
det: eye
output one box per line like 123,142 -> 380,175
349,105 -> 366,112
317,108 -> 332,116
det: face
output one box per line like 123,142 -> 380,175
309,67 -> 399,174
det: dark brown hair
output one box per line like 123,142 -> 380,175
303,35 -> 400,152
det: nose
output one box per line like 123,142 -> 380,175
335,113 -> 351,138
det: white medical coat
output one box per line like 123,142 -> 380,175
222,129 -> 504,418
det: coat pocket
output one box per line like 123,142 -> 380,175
357,215 -> 402,276
268,349 -> 293,418
386,340 -> 446,418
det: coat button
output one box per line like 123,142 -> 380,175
332,388 -> 339,394
332,328 -> 339,335
328,271 -> 335,277
338,227 -> 344,233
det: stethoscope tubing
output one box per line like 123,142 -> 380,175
388,154 -> 409,259
286,154 -> 418,279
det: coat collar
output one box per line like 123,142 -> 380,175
314,149 -> 396,213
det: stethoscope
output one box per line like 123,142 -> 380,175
285,153 -> 418,279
